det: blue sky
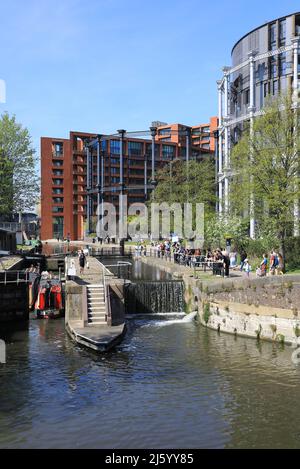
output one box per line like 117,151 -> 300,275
0,0 -> 300,155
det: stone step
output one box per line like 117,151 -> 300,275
87,320 -> 107,325
87,285 -> 104,289
88,303 -> 106,309
88,313 -> 106,319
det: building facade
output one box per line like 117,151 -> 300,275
41,120 -> 217,241
217,12 -> 300,237
156,117 -> 218,153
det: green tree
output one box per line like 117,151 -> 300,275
153,158 -> 216,210
0,113 -> 39,221
0,147 -> 14,217
204,214 -> 249,250
230,92 -> 300,266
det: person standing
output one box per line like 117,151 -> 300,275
240,249 -> 247,272
222,250 -> 230,277
243,259 -> 252,278
269,250 -> 277,275
229,251 -> 237,269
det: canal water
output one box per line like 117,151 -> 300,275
1,317 -> 300,448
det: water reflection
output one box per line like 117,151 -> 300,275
1,318 -> 300,448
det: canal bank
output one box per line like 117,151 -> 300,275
138,256 -> 300,346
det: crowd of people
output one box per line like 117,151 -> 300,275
134,240 -> 286,279
145,241 -> 232,277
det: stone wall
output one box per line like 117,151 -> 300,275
65,282 -> 84,327
199,277 -> 300,345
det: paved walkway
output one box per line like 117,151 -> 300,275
67,255 -> 107,285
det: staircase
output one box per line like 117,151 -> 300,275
86,284 -> 107,326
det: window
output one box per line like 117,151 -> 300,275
279,19 -> 286,46
128,141 -> 143,156
279,53 -> 287,75
270,56 -> 277,78
146,143 -> 160,157
273,80 -> 278,95
53,197 -> 63,203
158,128 -> 171,136
53,178 -> 63,185
296,15 -> 300,36
53,160 -> 63,167
111,177 -> 120,183
162,144 -> 175,159
53,188 -> 63,194
264,82 -> 269,98
53,169 -> 63,176
52,207 -> 63,213
53,142 -> 63,157
244,89 -> 250,105
110,157 -> 119,164
110,140 -> 120,154
52,216 -> 64,238
192,129 -> 200,136
269,23 -> 277,50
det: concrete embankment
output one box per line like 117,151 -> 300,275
139,256 -> 300,345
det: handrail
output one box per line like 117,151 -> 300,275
0,270 -> 30,285
102,264 -> 109,321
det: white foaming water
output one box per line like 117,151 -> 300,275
141,311 -> 198,328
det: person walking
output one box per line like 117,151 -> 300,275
276,253 -> 284,275
269,250 -> 278,276
78,250 -> 86,275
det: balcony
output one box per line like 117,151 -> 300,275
52,151 -> 64,158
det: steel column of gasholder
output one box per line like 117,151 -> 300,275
118,129 -> 126,240
150,126 -> 157,187
144,155 -> 147,199
86,145 -> 91,235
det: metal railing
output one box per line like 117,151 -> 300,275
0,270 -> 31,285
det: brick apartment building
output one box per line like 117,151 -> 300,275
41,119 -> 218,241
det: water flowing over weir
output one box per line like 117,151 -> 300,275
124,280 -> 184,314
